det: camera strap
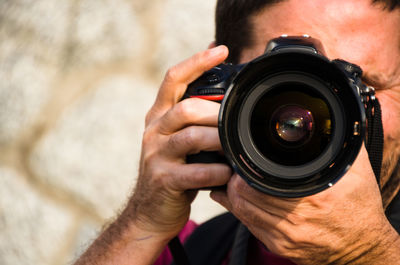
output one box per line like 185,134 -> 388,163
228,223 -> 251,265
365,93 -> 384,186
169,212 -> 240,265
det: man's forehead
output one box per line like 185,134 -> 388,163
251,0 -> 384,47
240,0 -> 400,89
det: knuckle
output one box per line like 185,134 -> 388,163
175,99 -> 196,120
168,126 -> 201,153
164,66 -> 180,83
145,107 -> 157,126
141,129 -> 167,167
231,194 -> 246,214
167,129 -> 188,150
231,176 -> 249,195
139,158 -> 167,191
180,126 -> 200,148
175,98 -> 212,124
231,175 -> 242,191
167,134 -> 179,151
151,166 -> 170,187
141,146 -> 159,169
142,125 -> 157,147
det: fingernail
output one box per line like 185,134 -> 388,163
208,45 -> 227,57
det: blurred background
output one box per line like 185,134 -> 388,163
0,0 -> 226,264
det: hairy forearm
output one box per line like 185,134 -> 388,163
74,208 -> 171,265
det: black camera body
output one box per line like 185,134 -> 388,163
184,36 -> 377,197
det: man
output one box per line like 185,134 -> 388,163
75,0 -> 400,264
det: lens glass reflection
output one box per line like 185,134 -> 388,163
250,83 -> 332,166
273,105 -> 314,143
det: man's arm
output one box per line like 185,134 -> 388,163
74,209 -> 172,265
74,45 -> 231,265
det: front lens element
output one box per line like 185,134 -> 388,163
272,105 -> 314,143
250,83 -> 332,166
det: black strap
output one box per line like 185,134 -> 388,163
168,237 -> 191,265
386,185 -> 400,234
169,212 -> 240,265
365,96 -> 384,185
228,224 -> 251,265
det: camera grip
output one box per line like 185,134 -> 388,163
186,151 -> 227,164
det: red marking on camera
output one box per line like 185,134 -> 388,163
190,95 -> 225,101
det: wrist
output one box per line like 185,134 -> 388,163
111,218 -> 172,265
338,219 -> 400,265
124,194 -> 190,239
75,205 -> 177,265
116,202 -> 179,246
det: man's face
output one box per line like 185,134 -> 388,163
240,0 -> 400,186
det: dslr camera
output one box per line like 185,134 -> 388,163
184,36 -> 380,197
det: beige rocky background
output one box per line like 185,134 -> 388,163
0,1 -> 226,264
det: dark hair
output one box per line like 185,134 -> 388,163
373,0 -> 400,10
215,0 -> 282,63
215,0 -> 400,63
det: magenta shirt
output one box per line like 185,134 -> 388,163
154,220 -> 297,265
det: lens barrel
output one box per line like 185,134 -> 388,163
219,50 -> 365,197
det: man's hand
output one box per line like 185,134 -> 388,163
131,44 -> 231,238
75,45 -> 231,265
211,146 -> 400,265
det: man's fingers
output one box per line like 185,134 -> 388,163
210,190 -> 233,211
157,98 -> 220,135
165,126 -> 221,157
147,45 -> 229,123
168,163 -> 232,190
210,184 -> 283,229
227,174 -> 299,213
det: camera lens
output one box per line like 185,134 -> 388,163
250,83 -> 332,166
272,105 -> 314,143
219,51 -> 363,197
